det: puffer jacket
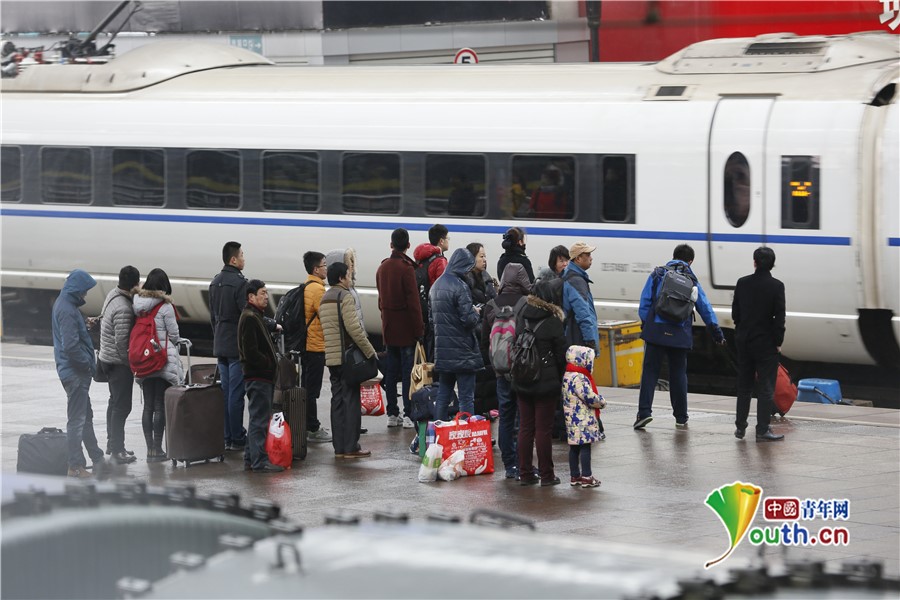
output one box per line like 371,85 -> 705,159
326,248 -> 365,327
208,265 -> 248,358
430,248 -> 483,373
562,261 -> 598,347
304,274 -> 326,353
413,243 -> 447,286
52,269 -> 97,382
465,269 -> 498,306
98,287 -> 136,365
320,283 -> 376,367
511,295 -> 567,398
562,345 -> 606,445
133,290 -> 184,386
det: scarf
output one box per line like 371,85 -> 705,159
565,364 -> 597,394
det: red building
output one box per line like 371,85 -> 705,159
591,1 -> 893,62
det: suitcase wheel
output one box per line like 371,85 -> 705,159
217,455 -> 225,462
171,459 -> 177,467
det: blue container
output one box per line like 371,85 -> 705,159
797,379 -> 843,404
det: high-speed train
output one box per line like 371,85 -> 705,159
1,32 -> 897,367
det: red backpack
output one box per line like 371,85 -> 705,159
128,303 -> 167,378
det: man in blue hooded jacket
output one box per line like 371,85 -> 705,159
634,244 -> 725,430
52,269 -> 104,478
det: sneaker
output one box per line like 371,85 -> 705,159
505,467 -> 519,480
253,463 -> 285,473
519,474 -> 540,486
387,415 -> 402,427
675,422 -> 689,430
67,466 -> 93,479
402,416 -> 415,429
597,431 -> 606,441
225,442 -> 245,452
339,449 -> 371,459
409,435 -> 419,455
580,476 -> 601,488
111,451 -> 137,465
569,476 -> 581,486
307,428 -> 333,443
633,416 -> 653,430
540,476 -> 561,487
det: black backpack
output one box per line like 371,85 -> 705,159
275,284 -> 317,353
510,318 -> 546,384
653,265 -> 697,323
414,255 -> 437,324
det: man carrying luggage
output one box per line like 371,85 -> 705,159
733,247 -> 786,442
209,241 -> 249,451
99,265 -> 140,464
52,269 -> 104,478
238,280 -> 285,473
634,244 -> 725,430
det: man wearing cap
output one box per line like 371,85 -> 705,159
562,242 -> 599,352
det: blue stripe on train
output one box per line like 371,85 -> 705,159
0,208 -> 853,246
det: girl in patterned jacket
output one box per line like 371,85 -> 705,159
562,345 -> 606,488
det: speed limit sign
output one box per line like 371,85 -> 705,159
453,48 -> 479,64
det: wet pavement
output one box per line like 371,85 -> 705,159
1,342 -> 898,576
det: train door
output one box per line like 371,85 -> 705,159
707,97 -> 774,288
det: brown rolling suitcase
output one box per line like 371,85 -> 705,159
190,363 -> 219,385
165,341 -> 226,467
274,336 -> 307,461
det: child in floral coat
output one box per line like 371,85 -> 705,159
562,345 -> 606,488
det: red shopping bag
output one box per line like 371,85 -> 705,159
360,381 -> 386,416
265,412 -> 293,468
432,412 -> 494,476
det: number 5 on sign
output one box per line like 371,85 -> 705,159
454,48 -> 479,64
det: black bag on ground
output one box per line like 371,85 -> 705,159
653,265 -> 696,322
409,384 -> 458,422
17,427 -> 68,475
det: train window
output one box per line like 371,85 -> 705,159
424,154 -> 486,217
781,156 -> 820,229
510,155 -> 576,220
186,150 -> 240,209
723,152 -> 750,227
341,152 -> 400,214
600,156 -> 634,223
112,148 -> 165,207
41,147 -> 92,204
1,146 -> 21,203
262,151 -> 319,211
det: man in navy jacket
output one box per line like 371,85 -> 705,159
634,244 -> 724,430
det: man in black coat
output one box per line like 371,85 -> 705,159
732,247 -> 786,442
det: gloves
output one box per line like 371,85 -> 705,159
583,340 -> 597,353
709,325 -> 725,345
598,396 -> 607,410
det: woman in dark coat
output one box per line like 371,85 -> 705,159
496,227 -> 535,283
511,278 -> 567,486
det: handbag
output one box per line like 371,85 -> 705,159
336,292 -> 378,386
93,352 -> 110,383
410,341 -> 434,394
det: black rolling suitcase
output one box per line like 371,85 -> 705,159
165,340 -> 226,467
274,336 -> 308,461
17,427 -> 68,475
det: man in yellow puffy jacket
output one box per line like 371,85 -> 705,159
301,251 -> 331,443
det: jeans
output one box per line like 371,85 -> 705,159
637,342 -> 689,424
243,380 -> 273,470
517,393 -> 556,481
105,363 -> 134,453
62,375 -> 103,469
329,367 -> 362,455
735,345 -> 778,436
384,345 -> 415,418
301,351 -> 325,431
568,444 -> 592,478
496,376 -> 518,471
140,377 -> 170,449
218,357 -> 246,445
437,371 -> 475,421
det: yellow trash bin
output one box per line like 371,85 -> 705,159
594,320 -> 643,387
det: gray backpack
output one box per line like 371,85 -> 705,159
653,265 -> 696,322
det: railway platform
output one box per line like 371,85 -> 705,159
2,342 -> 898,578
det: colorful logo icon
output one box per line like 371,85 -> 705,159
704,481 -> 763,569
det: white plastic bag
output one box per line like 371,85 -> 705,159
437,449 -> 467,482
268,412 -> 286,438
418,442 -> 443,483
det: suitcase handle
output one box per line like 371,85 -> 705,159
38,427 -> 63,434
178,339 -> 193,384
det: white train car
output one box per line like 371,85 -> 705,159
1,32 -> 897,366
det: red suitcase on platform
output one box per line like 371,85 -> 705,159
773,364 -> 797,417
165,341 -> 226,467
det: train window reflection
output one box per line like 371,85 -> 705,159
112,149 -> 165,207
1,146 -> 21,203
262,151 -> 319,211
425,154 -> 486,217
601,156 -> 632,222
510,155 -> 575,220
723,152 -> 750,227
341,152 -> 400,214
186,150 -> 240,209
41,147 -> 92,204
781,156 -> 820,229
